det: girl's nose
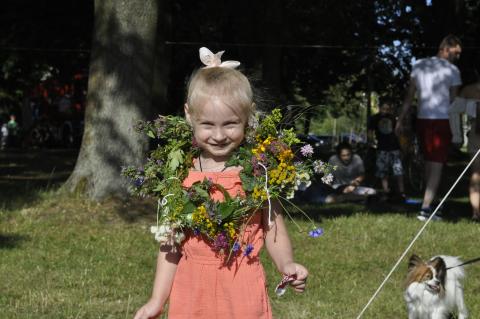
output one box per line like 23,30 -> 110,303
212,128 -> 226,141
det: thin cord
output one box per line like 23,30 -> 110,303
355,148 -> 480,319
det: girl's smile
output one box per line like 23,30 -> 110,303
186,97 -> 246,163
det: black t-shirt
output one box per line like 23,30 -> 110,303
368,113 -> 400,151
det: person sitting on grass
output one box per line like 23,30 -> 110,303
326,142 -> 376,203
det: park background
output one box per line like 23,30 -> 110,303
1,1 -> 480,318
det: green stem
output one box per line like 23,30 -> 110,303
277,195 -> 317,231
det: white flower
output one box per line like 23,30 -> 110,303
294,172 -> 312,191
174,231 -> 186,244
151,224 -> 173,243
248,113 -> 260,129
151,223 -> 186,244
313,160 -> 325,174
321,173 -> 334,185
286,188 -> 296,199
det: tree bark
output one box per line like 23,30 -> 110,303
63,0 -> 159,199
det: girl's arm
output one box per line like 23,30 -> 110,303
133,244 -> 181,319
263,201 -> 308,293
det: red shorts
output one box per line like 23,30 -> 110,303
416,119 -> 452,163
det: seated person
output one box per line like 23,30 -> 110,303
296,142 -> 376,204
328,142 -> 376,197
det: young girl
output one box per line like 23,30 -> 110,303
133,48 -> 308,319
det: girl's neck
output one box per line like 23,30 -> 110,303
197,154 -> 228,172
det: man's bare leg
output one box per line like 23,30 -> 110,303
422,161 -> 443,209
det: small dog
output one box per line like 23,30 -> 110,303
404,254 -> 468,319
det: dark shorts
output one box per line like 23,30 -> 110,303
416,119 -> 451,163
375,150 -> 403,178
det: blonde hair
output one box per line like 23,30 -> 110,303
186,67 -> 254,121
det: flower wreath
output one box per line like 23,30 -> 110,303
123,109 -> 333,261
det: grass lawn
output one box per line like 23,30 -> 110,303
1,191 -> 479,319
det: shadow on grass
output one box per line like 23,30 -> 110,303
292,155 -> 474,223
0,234 -> 29,249
111,197 -> 157,223
0,148 -> 78,210
0,148 -> 475,226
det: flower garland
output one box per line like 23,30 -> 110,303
122,109 -> 333,259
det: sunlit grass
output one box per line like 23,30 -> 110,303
1,192 -> 479,318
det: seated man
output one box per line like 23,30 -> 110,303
327,142 -> 376,201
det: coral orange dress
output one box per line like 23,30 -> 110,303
167,169 -> 272,319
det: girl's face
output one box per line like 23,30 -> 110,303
186,97 -> 246,161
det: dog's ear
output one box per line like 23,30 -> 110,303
430,257 -> 447,285
408,254 -> 423,272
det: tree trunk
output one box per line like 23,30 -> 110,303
63,0 -> 159,200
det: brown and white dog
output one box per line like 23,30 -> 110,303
404,254 -> 468,319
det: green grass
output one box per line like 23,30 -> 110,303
1,192 -> 480,319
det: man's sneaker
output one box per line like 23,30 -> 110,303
417,207 -> 443,221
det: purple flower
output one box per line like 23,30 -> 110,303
269,140 -> 280,154
193,228 -> 200,236
214,232 -> 229,251
243,243 -> 254,256
134,177 -> 145,187
300,144 -> 314,157
154,116 -> 167,136
309,228 -> 324,238
232,242 -> 240,252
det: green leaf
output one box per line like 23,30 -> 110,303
168,149 -> 184,172
240,172 -> 255,191
217,201 -> 238,220
181,201 -> 196,215
153,182 -> 165,193
147,130 -> 156,139
192,183 -> 210,199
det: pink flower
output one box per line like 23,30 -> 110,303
300,144 -> 314,157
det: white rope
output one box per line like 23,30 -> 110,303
156,177 -> 180,225
258,162 -> 273,226
356,148 -> 480,319
157,193 -> 174,227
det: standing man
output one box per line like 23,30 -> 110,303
396,35 -> 462,221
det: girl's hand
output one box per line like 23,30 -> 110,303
133,299 -> 163,319
282,262 -> 309,293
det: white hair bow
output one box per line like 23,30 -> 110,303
199,47 -> 240,69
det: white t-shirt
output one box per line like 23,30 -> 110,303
411,56 -> 461,119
